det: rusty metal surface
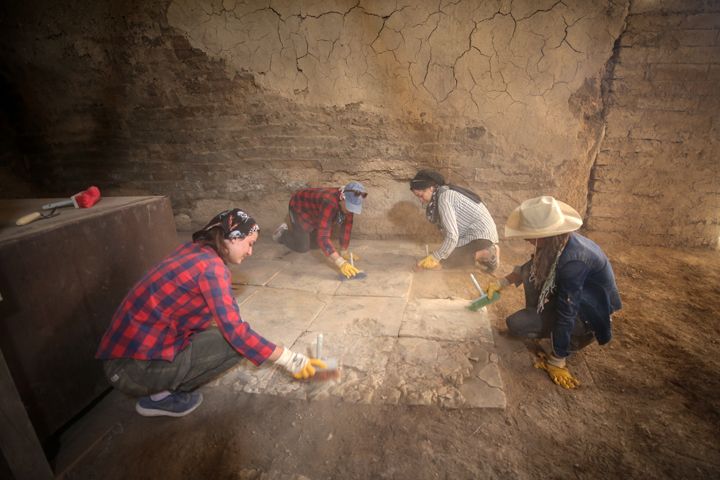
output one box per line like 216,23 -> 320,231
0,196 -> 178,441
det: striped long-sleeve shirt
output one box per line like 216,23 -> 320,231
96,242 -> 276,365
434,186 -> 499,260
288,187 -> 353,256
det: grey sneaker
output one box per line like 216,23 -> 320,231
272,223 -> 288,242
477,244 -> 500,273
135,391 -> 203,417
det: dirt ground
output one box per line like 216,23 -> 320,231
66,238 -> 720,480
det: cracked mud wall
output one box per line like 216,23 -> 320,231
162,0 -> 628,232
7,0 -> 712,245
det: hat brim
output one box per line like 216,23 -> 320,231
345,201 -> 362,215
504,200 -> 582,239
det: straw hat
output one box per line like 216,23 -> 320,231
505,196 -> 582,239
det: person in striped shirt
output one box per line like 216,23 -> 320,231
273,181 -> 366,279
410,170 -> 499,272
97,208 -> 326,417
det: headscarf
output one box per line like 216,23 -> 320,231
192,208 -> 260,242
409,169 -> 483,225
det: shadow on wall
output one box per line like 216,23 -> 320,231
387,200 -> 441,239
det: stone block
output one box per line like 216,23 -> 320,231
309,296 -> 407,337
238,288 -> 329,347
267,263 -> 342,295
335,269 -> 413,298
400,298 -> 494,344
229,259 -> 286,286
233,285 -> 260,306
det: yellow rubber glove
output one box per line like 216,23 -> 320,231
340,250 -> 361,263
294,358 -> 328,380
485,278 -> 509,299
417,254 -> 441,270
274,348 -> 328,380
339,261 -> 361,278
533,353 -> 580,389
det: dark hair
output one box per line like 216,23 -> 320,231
194,227 -> 231,263
410,169 -> 482,204
531,233 -> 570,289
410,169 -> 446,191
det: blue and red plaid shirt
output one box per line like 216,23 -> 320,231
96,242 -> 276,365
289,187 -> 353,256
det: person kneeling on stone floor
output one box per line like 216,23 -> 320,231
96,208 -> 326,417
484,196 -> 622,389
272,181 -> 367,279
409,169 -> 500,272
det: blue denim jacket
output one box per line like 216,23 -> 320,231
553,233 -> 622,357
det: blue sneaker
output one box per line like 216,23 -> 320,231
135,391 -> 203,417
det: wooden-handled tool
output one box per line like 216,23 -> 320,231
15,186 -> 102,226
15,210 -> 60,226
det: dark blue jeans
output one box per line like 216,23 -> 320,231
506,261 -> 593,350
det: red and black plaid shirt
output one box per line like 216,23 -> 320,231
96,242 -> 276,365
289,187 -> 353,256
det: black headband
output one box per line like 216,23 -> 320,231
409,169 -> 446,190
192,208 -> 259,242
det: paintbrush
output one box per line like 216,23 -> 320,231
308,333 -> 341,381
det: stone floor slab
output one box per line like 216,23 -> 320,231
267,263 -> 342,295
230,259 -> 286,286
400,298 -> 494,344
410,270 -> 491,300
191,239 -> 504,410
239,288 -> 329,347
335,269 -> 413,298
309,296 -> 406,337
234,285 -> 260,305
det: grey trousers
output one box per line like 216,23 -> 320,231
443,238 -> 495,269
278,210 -> 321,253
103,328 -> 242,397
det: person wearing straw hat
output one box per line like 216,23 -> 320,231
485,196 -> 621,389
272,181 -> 367,279
409,169 -> 499,272
97,208 -> 327,417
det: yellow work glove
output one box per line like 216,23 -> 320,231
339,261 -> 361,278
485,277 -> 510,299
334,256 -> 360,278
417,254 -> 441,270
533,352 -> 580,389
274,348 -> 328,380
294,358 -> 328,380
340,250 -> 361,263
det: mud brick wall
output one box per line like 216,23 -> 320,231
586,0 -> 720,248
0,0 -> 717,247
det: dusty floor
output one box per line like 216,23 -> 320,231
58,234 -> 720,479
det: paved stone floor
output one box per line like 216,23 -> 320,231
215,237 -> 506,410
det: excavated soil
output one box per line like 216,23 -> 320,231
66,240 -> 720,479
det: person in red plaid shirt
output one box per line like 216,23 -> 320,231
97,208 -> 326,417
273,181 -> 367,279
